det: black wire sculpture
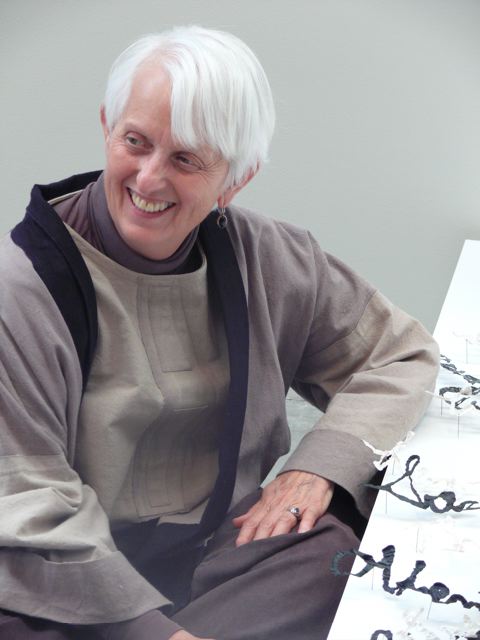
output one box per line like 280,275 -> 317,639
357,358 -> 480,640
439,354 -> 480,411
365,454 -> 480,513
332,544 -> 480,613
440,354 -> 480,386
369,630 -> 480,640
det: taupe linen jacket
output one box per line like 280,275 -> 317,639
0,173 -> 439,625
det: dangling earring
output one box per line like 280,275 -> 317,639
216,206 -> 228,229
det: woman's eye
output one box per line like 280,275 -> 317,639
126,135 -> 142,147
176,154 -> 200,170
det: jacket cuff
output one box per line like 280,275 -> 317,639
279,428 -> 377,517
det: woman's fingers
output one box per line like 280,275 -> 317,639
233,470 -> 334,546
297,504 -> 325,534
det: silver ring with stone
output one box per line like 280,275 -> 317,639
287,506 -> 301,522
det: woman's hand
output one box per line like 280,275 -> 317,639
169,631 -> 215,640
232,470 -> 334,546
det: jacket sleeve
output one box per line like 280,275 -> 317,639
0,237 -> 176,631
281,232 -> 440,516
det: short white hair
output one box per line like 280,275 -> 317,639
103,25 -> 275,188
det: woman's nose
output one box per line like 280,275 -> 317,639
136,152 -> 169,194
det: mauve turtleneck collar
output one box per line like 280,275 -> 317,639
54,172 -> 199,275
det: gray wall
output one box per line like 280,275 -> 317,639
2,0 -> 480,331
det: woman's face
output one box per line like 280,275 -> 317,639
101,62 -> 240,260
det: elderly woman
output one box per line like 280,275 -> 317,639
0,25 -> 437,640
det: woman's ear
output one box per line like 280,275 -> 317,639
100,104 -> 110,142
218,166 -> 258,209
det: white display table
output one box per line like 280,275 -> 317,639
327,240 -> 480,640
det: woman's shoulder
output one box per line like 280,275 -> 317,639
228,203 -> 308,237
227,204 -> 375,300
227,204 -> 316,259
0,233 -> 38,293
225,204 -> 333,299
0,232 -> 70,319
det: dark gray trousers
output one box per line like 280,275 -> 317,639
0,490 -> 360,640
172,490 -> 359,640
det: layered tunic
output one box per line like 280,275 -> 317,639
0,172 -> 439,632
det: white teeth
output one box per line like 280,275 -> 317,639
130,190 -> 173,213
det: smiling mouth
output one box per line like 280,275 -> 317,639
128,188 -> 175,213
